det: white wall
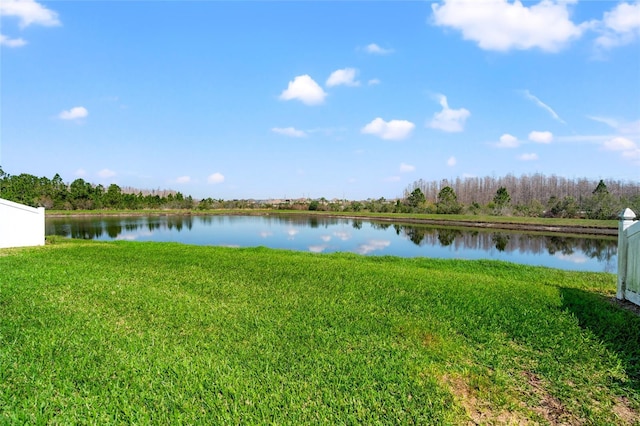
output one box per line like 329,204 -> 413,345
0,198 -> 45,249
618,208 -> 640,306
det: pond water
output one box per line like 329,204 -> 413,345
45,215 -> 618,273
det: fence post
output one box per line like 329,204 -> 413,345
617,208 -> 637,300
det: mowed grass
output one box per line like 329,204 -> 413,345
1,239 -> 639,424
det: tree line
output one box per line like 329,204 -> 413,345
1,167 -> 638,219
402,174 -> 640,219
0,167 -> 194,210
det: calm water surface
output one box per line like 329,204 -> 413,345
46,215 -> 618,273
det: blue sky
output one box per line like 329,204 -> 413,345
1,0 -> 639,200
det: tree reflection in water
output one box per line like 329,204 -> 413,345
46,215 -> 617,271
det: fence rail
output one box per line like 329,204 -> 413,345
618,208 -> 640,306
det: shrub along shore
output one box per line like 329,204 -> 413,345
1,238 -> 638,424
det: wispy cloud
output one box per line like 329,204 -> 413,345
0,34 -> 26,47
585,116 -> 640,164
588,116 -> 640,135
272,127 -> 307,138
602,137 -> 640,164
365,43 -> 394,55
447,156 -> 457,166
399,163 -> 415,173
326,68 -> 360,87
522,90 -> 565,124
519,153 -> 539,161
176,176 -> 191,184
98,168 -> 116,178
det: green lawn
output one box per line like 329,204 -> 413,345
1,238 -> 638,424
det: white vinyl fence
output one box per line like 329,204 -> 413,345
0,198 -> 45,249
617,208 -> 640,306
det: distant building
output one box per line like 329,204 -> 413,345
0,198 -> 45,249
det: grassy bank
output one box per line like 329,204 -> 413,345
1,239 -> 638,424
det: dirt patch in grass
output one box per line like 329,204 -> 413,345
442,374 -> 528,425
611,396 -> 640,425
521,371 -> 582,425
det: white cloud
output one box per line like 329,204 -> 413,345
361,117 -> 415,140
309,245 -> 328,253
272,127 -> 307,138
447,156 -> 457,166
595,2 -> 640,49
522,90 -> 565,123
602,136 -> 640,164
603,136 -> 638,153
519,153 -> 539,161
0,0 -> 61,28
431,0 -> 585,52
427,95 -> 470,133
326,68 -> 360,87
58,106 -> 88,120
368,78 -> 381,86
528,130 -> 553,144
176,176 -> 191,184
208,172 -> 225,184
399,163 -> 415,173
529,131 -> 553,144
98,168 -> 116,178
496,133 -> 519,148
0,34 -> 27,47
365,43 -> 394,55
320,235 -> 331,242
75,168 -> 86,177
279,75 -> 327,106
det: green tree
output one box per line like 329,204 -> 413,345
586,180 -> 617,219
69,178 -> 95,209
104,184 -> 123,209
436,186 -> 461,214
493,187 -> 511,208
406,188 -> 426,209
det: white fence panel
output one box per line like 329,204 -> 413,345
618,208 -> 640,306
0,198 -> 45,249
